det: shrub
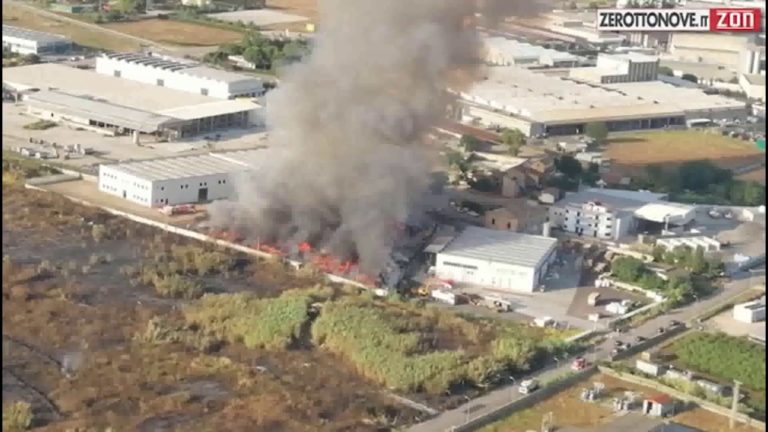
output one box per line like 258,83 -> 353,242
91,224 -> 108,242
136,316 -> 219,353
3,401 -> 33,431
152,274 -> 204,299
183,290 -> 317,350
22,120 -> 57,130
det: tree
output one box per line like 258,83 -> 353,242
500,128 -> 526,156
584,122 -> 608,145
459,134 -> 480,152
581,162 -> 601,185
611,257 -> 646,282
554,155 -> 582,178
681,73 -> 698,83
117,0 -> 136,14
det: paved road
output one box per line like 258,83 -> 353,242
407,270 -> 764,432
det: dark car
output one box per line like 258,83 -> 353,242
614,340 -> 624,347
658,327 -> 666,334
635,336 -> 647,343
669,320 -> 683,328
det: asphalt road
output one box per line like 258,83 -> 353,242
407,269 -> 764,432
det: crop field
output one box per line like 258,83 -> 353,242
479,373 -> 762,432
661,331 -> 766,419
605,130 -> 763,170
2,3 -> 140,52
2,155 -> 576,430
102,19 -> 243,47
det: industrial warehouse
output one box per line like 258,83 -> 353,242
98,149 -> 269,206
433,226 -> 558,293
457,53 -> 747,136
95,52 -> 265,99
2,63 -> 263,140
2,24 -> 72,55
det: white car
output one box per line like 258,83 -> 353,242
519,379 -> 540,394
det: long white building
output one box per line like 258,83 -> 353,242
435,226 -> 557,293
98,149 -> 268,207
483,36 -> 581,68
96,52 -> 265,100
2,25 -> 72,55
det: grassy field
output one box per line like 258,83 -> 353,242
605,130 -> 763,168
2,3 -> 140,51
103,19 -> 243,47
479,373 -> 762,432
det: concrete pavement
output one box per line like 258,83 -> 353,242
406,270 -> 763,432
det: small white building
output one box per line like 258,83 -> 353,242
98,149 -> 267,207
96,52 -> 264,100
2,25 -> 72,55
483,37 -> 582,68
569,53 -> 660,84
733,297 -> 766,323
434,226 -> 558,293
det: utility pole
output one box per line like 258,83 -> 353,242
730,380 -> 742,429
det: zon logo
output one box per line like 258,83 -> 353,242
710,8 -> 761,32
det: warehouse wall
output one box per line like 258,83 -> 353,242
150,174 -> 235,206
99,165 -> 154,206
95,57 -> 262,100
435,254 -> 547,292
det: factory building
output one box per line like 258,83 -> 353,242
434,226 -> 557,293
98,149 -> 268,207
548,188 -> 695,241
96,53 -> 264,100
569,53 -> 659,84
3,63 -> 263,140
733,297 -> 766,323
483,37 -> 582,68
2,25 -> 73,55
454,66 -> 746,137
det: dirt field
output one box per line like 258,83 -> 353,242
604,130 -> 763,168
2,3 -> 140,52
479,373 -> 762,432
103,19 -> 243,47
2,164 -> 424,430
738,168 -> 767,185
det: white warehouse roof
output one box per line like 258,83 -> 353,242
101,149 -> 271,182
102,52 -> 260,85
26,90 -> 178,133
440,226 -> 557,268
458,66 -> 746,124
484,36 -> 580,63
2,25 -> 70,45
634,202 -> 696,224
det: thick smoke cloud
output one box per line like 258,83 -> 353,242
210,0 -> 543,273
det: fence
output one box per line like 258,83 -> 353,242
449,366 -> 597,432
598,366 -> 766,431
608,324 -> 688,362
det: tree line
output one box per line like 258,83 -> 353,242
204,32 -> 311,73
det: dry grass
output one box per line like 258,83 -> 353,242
102,19 -> 243,46
604,130 -> 763,167
737,168 -> 766,185
2,3 -> 140,51
479,374 -> 762,432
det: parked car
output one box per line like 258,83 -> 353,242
635,336 -> 647,343
669,320 -> 683,328
571,357 -> 587,371
614,340 -> 624,347
658,327 -> 666,334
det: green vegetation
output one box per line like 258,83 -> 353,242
611,246 -> 721,306
636,160 -> 765,206
549,155 -> 600,191
2,152 -> 60,186
500,128 -> 525,156
311,295 -> 574,394
3,401 -> 33,431
671,333 -> 765,391
204,32 -> 311,73
183,288 -> 330,350
152,274 -> 204,299
584,122 -> 608,145
460,134 -> 481,152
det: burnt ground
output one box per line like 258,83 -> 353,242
2,184 -> 422,431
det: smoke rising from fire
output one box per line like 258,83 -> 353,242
210,0 -> 544,273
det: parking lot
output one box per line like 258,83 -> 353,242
2,102 -> 269,169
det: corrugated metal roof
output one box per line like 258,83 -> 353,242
101,150 -> 264,182
2,25 -> 71,45
101,52 -> 263,84
158,99 -> 261,120
439,226 -> 557,268
26,90 -> 177,133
